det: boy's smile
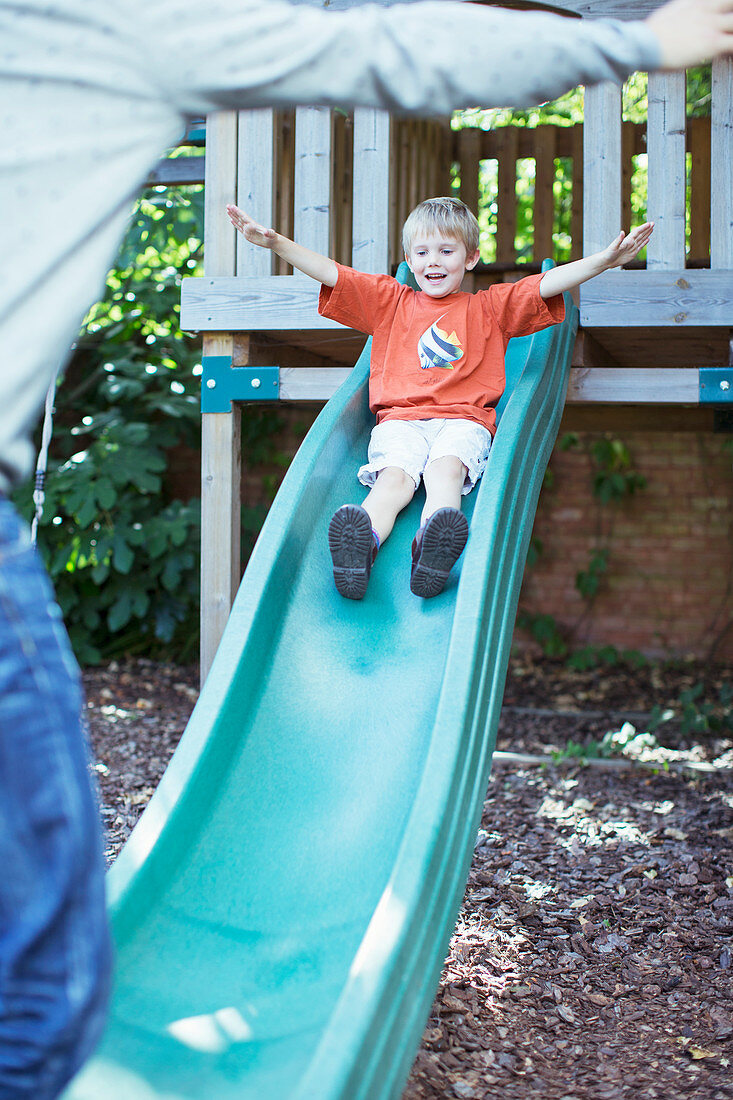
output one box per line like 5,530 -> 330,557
406,233 -> 480,298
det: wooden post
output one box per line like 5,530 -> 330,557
711,57 -> 733,269
583,83 -> 622,256
200,110 -> 240,683
352,109 -> 391,273
647,72 -> 687,268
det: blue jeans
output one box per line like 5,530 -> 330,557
0,502 -> 111,1099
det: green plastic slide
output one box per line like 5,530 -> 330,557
65,263 -> 577,1100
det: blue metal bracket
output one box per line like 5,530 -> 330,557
201,356 -> 279,412
700,368 -> 733,405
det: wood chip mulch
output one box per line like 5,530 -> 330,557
83,655 -> 733,1100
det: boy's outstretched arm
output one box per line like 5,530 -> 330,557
226,204 -> 338,287
539,222 -> 654,299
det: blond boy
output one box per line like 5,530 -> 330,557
228,198 -> 651,599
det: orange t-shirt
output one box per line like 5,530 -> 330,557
318,265 -> 565,435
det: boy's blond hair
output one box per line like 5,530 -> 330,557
402,197 -> 480,257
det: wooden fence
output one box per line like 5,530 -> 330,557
453,114 -> 717,268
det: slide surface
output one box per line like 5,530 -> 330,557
65,266 -> 577,1100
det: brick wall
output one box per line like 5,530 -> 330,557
517,430 -> 733,661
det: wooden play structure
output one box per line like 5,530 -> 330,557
177,0 -> 733,679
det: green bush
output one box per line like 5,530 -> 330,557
15,188 -> 205,664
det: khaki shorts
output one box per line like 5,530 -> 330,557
358,417 -> 493,495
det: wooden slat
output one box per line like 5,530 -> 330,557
274,111 -> 295,275
182,276 -> 347,332
495,127 -> 518,264
646,72 -> 686,268
583,83 -> 622,255
266,367 -> 703,404
294,106 -> 332,255
279,367 -> 352,400
442,122 -> 454,194
203,111 -> 238,276
566,367 -> 698,403
329,111 -> 350,268
459,127 -> 481,222
397,120 -> 411,253
570,125 -> 583,260
389,122 -> 399,266
408,122 -> 421,214
234,366 -> 704,405
689,117 -> 711,262
621,120 -> 634,233
533,126 -> 556,263
711,57 -> 733,269
581,269 -> 733,327
236,110 -> 275,277
148,156 -> 205,186
352,109 -> 391,273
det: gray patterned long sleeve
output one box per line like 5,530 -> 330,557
0,0 -> 660,494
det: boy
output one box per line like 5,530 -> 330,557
228,197 -> 652,600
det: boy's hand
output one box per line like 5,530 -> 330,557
646,0 -> 733,70
226,204 -> 278,249
600,222 -> 654,270
539,222 -> 654,297
225,202 -> 339,286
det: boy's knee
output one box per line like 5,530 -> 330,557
426,454 -> 467,482
376,466 -> 415,495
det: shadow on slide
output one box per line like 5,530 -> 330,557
65,264 -> 578,1100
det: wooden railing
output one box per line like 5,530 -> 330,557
581,63 -> 732,327
167,97 -> 727,282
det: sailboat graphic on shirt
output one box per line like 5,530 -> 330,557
417,318 -> 464,370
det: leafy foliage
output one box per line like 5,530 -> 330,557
648,681 -> 733,737
516,611 -> 568,659
565,644 -> 647,672
589,437 -> 647,504
14,188 -> 205,664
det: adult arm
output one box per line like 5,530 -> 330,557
151,0 -> 665,117
1,0 -> 730,495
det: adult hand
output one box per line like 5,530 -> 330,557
646,0 -> 733,70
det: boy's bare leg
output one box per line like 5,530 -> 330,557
421,456 -> 468,526
362,467 -> 415,543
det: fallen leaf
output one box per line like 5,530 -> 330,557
689,1046 -> 717,1061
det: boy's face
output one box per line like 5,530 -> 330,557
405,232 -> 480,298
